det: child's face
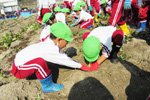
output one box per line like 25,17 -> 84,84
58,39 -> 68,49
75,11 -> 80,15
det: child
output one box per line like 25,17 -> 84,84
40,13 -> 57,42
36,0 -> 51,24
82,26 -> 125,70
10,23 -> 92,93
71,5 -> 94,29
136,0 -> 150,32
56,8 -> 70,24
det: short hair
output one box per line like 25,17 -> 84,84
50,33 -> 57,39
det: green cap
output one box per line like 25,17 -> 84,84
54,6 -> 61,12
73,5 -> 81,11
76,2 -> 82,6
50,22 -> 72,42
62,8 -> 70,13
101,0 -> 107,4
42,13 -> 53,23
81,1 -> 86,7
83,36 -> 101,62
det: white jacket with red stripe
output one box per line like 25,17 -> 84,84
88,26 -> 116,58
14,38 -> 81,68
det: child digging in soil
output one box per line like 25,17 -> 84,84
82,26 -> 125,70
71,5 -> 94,29
40,13 -> 57,42
10,23 -> 92,93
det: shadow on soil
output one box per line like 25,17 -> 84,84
119,58 -> 150,100
132,29 -> 150,45
68,77 -> 114,100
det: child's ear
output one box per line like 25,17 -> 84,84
49,20 -> 53,24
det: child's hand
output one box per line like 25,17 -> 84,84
80,64 -> 90,71
88,61 -> 99,71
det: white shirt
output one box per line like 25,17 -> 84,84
37,0 -> 50,10
15,38 -> 82,68
40,25 -> 50,41
74,10 -> 93,25
56,13 -> 66,24
88,26 -> 117,58
49,0 -> 56,4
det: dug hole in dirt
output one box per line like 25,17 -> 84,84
0,14 -> 150,100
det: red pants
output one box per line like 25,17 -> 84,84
79,19 -> 93,29
82,30 -> 124,44
36,8 -> 50,24
10,58 -> 51,79
109,0 -> 125,26
90,1 -> 100,16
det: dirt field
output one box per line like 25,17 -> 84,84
0,14 -> 150,100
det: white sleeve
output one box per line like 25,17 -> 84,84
74,13 -> 83,25
45,51 -> 82,69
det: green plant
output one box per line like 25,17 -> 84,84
79,30 -> 83,38
124,34 -> 133,43
73,32 -> 77,36
120,54 -> 126,59
32,23 -> 43,31
0,32 -> 23,48
37,94 -> 41,100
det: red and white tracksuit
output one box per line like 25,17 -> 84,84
82,26 -> 125,58
109,0 -> 126,26
36,0 -> 51,23
11,38 -> 82,79
87,0 -> 100,16
74,10 -> 94,29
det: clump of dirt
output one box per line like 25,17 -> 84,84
0,14 -> 150,100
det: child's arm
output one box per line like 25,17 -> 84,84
97,55 -> 107,65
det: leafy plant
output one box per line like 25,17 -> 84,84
120,54 -> 126,59
124,34 -> 133,43
0,33 -> 23,48
79,30 -> 83,38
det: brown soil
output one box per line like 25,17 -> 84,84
0,14 -> 150,100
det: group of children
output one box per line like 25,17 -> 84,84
10,0 -> 149,93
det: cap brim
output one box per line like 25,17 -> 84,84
83,53 -> 99,62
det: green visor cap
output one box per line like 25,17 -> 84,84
83,36 -> 101,62
81,1 -> 86,7
42,13 -> 53,23
50,22 -> 72,42
73,5 -> 81,11
54,6 -> 61,12
62,8 -> 70,13
76,2 -> 82,6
